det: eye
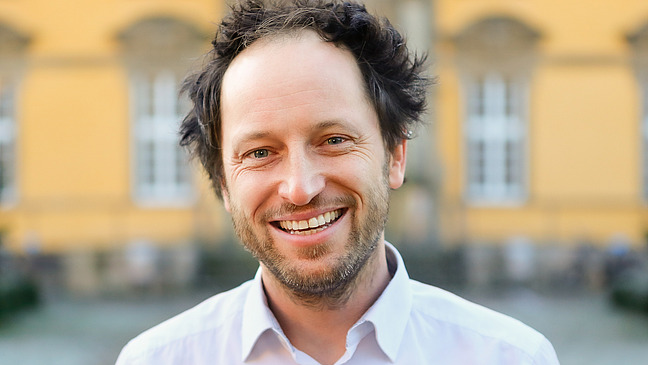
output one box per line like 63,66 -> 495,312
326,136 -> 346,145
250,149 -> 270,159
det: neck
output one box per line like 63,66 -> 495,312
261,241 -> 391,365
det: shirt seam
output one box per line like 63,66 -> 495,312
123,305 -> 245,361
410,306 -> 542,362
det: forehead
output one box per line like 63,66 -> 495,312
219,30 -> 371,124
225,30 -> 362,83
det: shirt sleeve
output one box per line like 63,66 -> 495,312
532,336 -> 560,365
115,342 -> 140,365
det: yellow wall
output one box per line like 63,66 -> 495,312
6,0 -> 648,252
0,0 -> 223,252
436,0 -> 648,246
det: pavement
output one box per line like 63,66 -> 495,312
0,291 -> 210,365
465,289 -> 648,365
1,288 -> 647,365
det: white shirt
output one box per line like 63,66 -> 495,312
116,242 -> 559,364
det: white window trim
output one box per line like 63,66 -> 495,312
0,77 -> 17,206
463,72 -> 528,206
130,70 -> 194,207
641,76 -> 648,202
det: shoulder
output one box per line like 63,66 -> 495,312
408,280 -> 556,363
116,280 -> 253,364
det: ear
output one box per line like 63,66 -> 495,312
221,181 -> 231,213
388,140 -> 407,189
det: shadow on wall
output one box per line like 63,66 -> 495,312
3,235 -> 648,314
0,234 -> 40,326
399,236 -> 648,307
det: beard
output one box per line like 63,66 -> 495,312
228,165 -> 391,307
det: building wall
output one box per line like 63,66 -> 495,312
10,0 -> 646,254
0,0 -> 224,253
435,0 -> 648,246
0,0 -> 438,254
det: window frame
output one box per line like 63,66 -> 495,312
641,75 -> 648,201
129,69 -> 194,207
463,72 -> 529,206
0,76 -> 17,205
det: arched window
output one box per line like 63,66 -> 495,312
628,23 -> 648,201
0,23 -> 29,204
119,17 -> 205,205
455,17 -> 539,205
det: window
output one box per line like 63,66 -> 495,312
131,71 -> 191,203
0,77 -> 16,203
119,17 -> 205,205
641,76 -> 648,200
0,22 -> 27,205
465,73 -> 525,202
455,17 -> 538,204
629,23 -> 648,201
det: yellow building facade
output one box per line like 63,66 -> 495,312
0,0 -> 438,255
5,0 -> 648,255
435,0 -> 648,247
0,0 -> 225,253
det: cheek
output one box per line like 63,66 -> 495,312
327,160 -> 385,195
228,172 -> 278,219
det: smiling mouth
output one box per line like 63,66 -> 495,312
275,209 -> 344,235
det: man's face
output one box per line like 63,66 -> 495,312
219,31 -> 406,297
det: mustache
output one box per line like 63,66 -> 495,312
261,195 -> 356,221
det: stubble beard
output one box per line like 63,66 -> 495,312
228,169 -> 391,309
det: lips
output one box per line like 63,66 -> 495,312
276,209 -> 343,235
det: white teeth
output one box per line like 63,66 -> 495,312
277,209 -> 342,234
308,217 -> 318,228
279,221 -> 292,230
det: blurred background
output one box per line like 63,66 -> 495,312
2,0 -> 648,364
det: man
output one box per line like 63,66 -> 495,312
117,1 -> 559,364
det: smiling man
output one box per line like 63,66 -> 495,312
116,1 -> 559,364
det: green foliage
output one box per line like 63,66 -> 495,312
0,278 -> 40,326
399,245 -> 467,290
195,240 -> 259,291
610,267 -> 648,313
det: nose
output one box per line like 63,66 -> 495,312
278,151 -> 325,206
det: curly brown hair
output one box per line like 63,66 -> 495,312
180,0 -> 430,199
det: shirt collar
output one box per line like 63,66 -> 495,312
240,242 -> 413,363
241,267 -> 280,362
361,241 -> 413,362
